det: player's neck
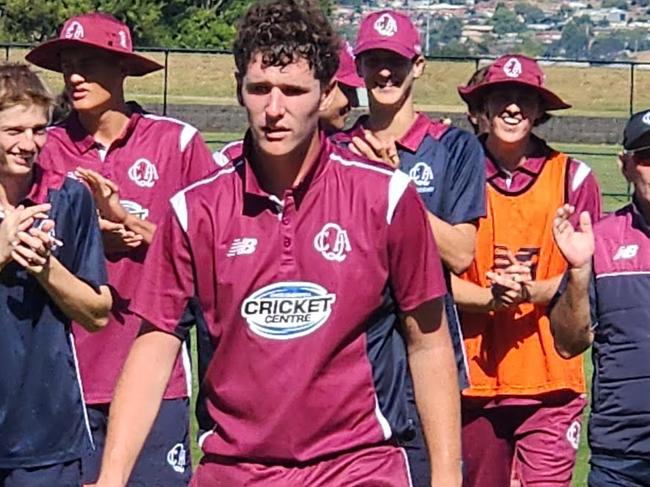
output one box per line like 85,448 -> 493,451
485,134 -> 534,173
365,97 -> 417,143
250,130 -> 321,198
0,173 -> 32,209
635,194 -> 650,225
77,97 -> 130,148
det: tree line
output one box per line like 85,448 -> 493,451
0,0 -> 329,49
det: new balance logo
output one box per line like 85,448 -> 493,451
227,238 -> 257,257
613,244 -> 638,261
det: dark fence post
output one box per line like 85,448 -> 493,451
629,62 -> 635,117
4,46 -> 9,61
163,50 -> 169,116
628,63 -> 635,199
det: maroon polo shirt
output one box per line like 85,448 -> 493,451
132,134 -> 446,462
38,110 -> 217,403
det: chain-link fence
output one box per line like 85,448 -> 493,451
5,43 -> 639,205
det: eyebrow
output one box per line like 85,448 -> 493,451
245,80 -> 312,91
0,123 -> 48,131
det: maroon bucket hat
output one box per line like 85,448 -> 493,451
26,12 -> 163,77
458,54 -> 571,111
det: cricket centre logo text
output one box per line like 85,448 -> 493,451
241,282 -> 336,340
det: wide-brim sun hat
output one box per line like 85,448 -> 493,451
457,54 -> 571,111
26,12 -> 163,77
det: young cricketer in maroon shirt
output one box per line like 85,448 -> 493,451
90,1 -> 462,486
27,12 -> 217,487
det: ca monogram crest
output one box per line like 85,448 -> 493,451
64,21 -> 85,39
374,13 -> 398,37
503,57 -> 522,78
128,158 -> 159,188
314,223 -> 351,262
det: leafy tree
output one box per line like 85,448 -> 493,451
439,17 -> 462,45
491,2 -> 525,35
590,36 -> 625,60
519,34 -> 545,57
173,7 -> 235,49
0,0 -> 94,42
558,20 -> 590,58
514,3 -> 545,24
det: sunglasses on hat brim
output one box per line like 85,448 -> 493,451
624,145 -> 650,164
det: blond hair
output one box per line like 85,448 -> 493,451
0,63 -> 52,112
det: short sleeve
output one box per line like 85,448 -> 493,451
388,183 -> 447,311
181,131 -> 218,187
131,202 -> 196,340
550,268 -> 598,326
69,182 -> 108,291
440,127 -> 486,225
567,160 -> 602,226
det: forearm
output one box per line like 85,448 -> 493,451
427,213 -> 475,275
528,274 -> 563,305
36,257 -> 111,331
549,266 -> 593,358
123,215 -> 156,244
96,330 -> 181,487
404,301 -> 462,486
451,274 -> 495,313
410,345 -> 461,485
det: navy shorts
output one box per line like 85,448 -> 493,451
0,459 -> 81,487
397,397 -> 430,487
82,398 -> 191,487
589,452 -> 650,487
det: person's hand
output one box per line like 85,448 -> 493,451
486,270 -> 527,310
76,168 -> 129,224
493,249 -> 535,302
0,203 -> 51,269
349,129 -> 400,167
10,219 -> 57,276
552,204 -> 594,271
99,218 -> 143,254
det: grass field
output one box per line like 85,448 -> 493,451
9,46 -> 650,117
188,134 -> 625,486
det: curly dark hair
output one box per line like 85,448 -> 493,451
233,0 -> 340,85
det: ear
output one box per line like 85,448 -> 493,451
412,55 -> 425,79
619,153 -> 630,180
235,72 -> 244,107
319,79 -> 337,112
355,56 -> 365,81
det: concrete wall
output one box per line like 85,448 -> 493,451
145,103 -> 627,145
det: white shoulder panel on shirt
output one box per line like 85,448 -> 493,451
170,162 -> 240,232
571,159 -> 592,192
142,114 -> 198,153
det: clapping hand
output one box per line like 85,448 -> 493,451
552,204 -> 594,270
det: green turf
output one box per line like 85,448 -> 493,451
190,135 -> 624,485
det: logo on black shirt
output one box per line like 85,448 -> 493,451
409,162 -> 434,193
